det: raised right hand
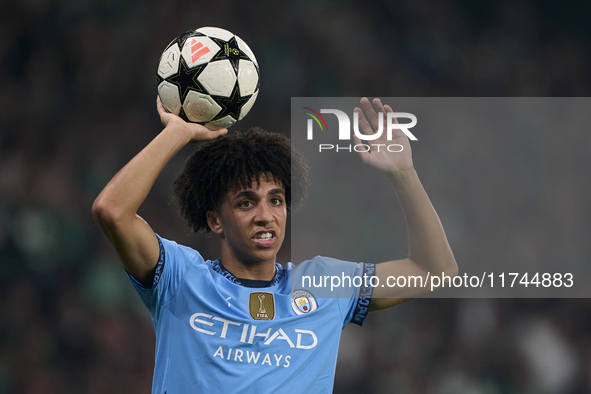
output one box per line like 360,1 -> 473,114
156,96 -> 228,142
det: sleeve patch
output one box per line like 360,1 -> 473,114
128,236 -> 166,290
350,263 -> 375,326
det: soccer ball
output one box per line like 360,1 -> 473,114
156,27 -> 259,129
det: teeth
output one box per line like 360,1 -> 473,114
255,232 -> 273,240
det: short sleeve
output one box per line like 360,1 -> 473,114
291,256 -> 374,327
127,234 -> 202,318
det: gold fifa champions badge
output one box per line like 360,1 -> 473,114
249,292 -> 275,320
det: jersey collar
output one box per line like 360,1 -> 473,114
210,258 -> 285,287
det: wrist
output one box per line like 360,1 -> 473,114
386,167 -> 418,186
162,123 -> 193,147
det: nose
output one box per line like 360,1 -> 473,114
253,202 -> 274,225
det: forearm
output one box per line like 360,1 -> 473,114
93,126 -> 191,222
388,168 -> 458,275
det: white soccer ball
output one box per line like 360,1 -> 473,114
156,27 -> 259,129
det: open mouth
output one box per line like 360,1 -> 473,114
253,231 -> 275,240
253,231 -> 277,246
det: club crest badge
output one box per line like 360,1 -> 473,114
249,292 -> 275,320
291,290 -> 317,315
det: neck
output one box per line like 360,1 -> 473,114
219,244 -> 277,281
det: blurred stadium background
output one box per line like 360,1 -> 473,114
2,0 -> 591,393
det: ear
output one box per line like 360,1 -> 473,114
206,211 -> 223,235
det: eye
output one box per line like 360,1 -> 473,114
271,197 -> 284,206
238,200 -> 253,209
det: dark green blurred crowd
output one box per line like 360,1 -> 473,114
1,0 -> 591,393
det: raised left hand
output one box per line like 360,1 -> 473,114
354,97 -> 414,174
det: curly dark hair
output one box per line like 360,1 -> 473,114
173,127 -> 309,233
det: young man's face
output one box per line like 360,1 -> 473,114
208,177 -> 287,267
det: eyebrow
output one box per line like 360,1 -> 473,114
232,188 -> 285,201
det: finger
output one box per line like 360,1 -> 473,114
157,95 -> 172,115
360,97 -> 379,131
212,128 -> 228,137
204,123 -> 226,131
384,104 -> 398,124
156,95 -> 165,114
355,107 -> 374,137
156,96 -> 171,126
205,125 -> 229,138
192,124 -> 228,140
372,98 -> 385,114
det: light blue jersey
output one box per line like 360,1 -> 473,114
129,235 -> 374,393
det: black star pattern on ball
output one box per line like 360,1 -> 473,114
209,36 -> 253,74
211,83 -> 252,122
166,57 -> 207,103
177,30 -> 205,49
156,31 -> 203,88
